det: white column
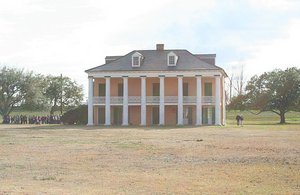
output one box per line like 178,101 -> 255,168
222,76 -> 226,125
177,76 -> 183,125
196,75 -> 202,126
215,75 -> 221,125
105,77 -> 111,126
159,76 -> 165,125
87,76 -> 94,125
122,76 -> 128,126
141,76 -> 146,126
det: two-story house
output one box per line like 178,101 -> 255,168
85,44 -> 227,126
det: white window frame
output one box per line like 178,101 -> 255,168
169,55 -> 175,65
132,56 -> 140,67
132,52 -> 143,67
167,52 -> 178,66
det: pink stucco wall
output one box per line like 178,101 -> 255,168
128,78 -> 141,96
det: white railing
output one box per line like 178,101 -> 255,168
202,96 -> 215,104
165,96 -> 178,103
183,96 -> 196,104
146,96 -> 160,104
93,96 -> 215,105
93,97 -> 105,104
129,96 -> 141,104
111,97 -> 123,104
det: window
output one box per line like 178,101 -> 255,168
183,83 -> 188,96
118,83 -> 123,96
152,83 -> 160,96
133,57 -> 139,66
167,52 -> 178,66
132,52 -> 143,67
204,83 -> 212,96
169,56 -> 175,65
99,83 -> 105,96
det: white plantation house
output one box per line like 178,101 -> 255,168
85,44 -> 227,126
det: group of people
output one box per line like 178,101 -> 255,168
235,114 -> 244,126
2,115 -> 61,125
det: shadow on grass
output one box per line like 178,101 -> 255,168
243,122 -> 300,126
1,122 -> 299,131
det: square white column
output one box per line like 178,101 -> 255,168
222,76 -> 226,125
122,76 -> 129,126
87,76 -> 94,125
196,75 -> 202,126
215,75 -> 221,125
177,76 -> 183,125
159,76 -> 165,125
105,76 -> 111,126
140,76 -> 146,126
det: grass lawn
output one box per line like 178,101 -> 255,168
0,112 -> 299,194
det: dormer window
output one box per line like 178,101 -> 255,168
132,52 -> 143,67
169,56 -> 175,65
168,52 -> 178,66
133,57 -> 139,66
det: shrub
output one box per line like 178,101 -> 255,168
61,105 -> 87,125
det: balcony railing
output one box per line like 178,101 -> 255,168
146,96 -> 160,104
93,96 -> 215,105
202,96 -> 215,103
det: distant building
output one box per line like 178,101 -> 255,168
85,44 -> 227,126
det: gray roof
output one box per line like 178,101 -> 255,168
85,49 -> 223,73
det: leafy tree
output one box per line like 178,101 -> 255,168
21,74 -> 49,111
44,75 -> 83,115
0,66 -> 39,116
230,67 -> 300,123
227,94 -> 247,111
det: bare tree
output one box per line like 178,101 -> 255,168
225,64 -> 246,103
233,65 -> 245,95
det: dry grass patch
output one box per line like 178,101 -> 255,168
0,124 -> 299,194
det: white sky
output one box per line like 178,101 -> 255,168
0,0 -> 300,99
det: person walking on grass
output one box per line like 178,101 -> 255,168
236,115 -> 241,126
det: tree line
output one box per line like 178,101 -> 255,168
228,67 -> 300,124
0,66 -> 83,117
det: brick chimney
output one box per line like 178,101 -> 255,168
156,44 -> 164,51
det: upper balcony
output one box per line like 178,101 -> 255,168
93,96 -> 215,105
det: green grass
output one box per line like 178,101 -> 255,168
226,110 -> 300,125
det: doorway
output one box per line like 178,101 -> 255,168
183,107 -> 193,125
98,107 -> 105,125
202,107 -> 215,125
113,107 -> 122,125
152,106 -> 159,125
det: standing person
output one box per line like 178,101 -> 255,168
236,115 -> 241,126
240,115 -> 244,126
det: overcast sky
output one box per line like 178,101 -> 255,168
1,0 -> 300,98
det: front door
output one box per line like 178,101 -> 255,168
98,107 -> 105,125
152,106 -> 159,125
113,107 -> 122,125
